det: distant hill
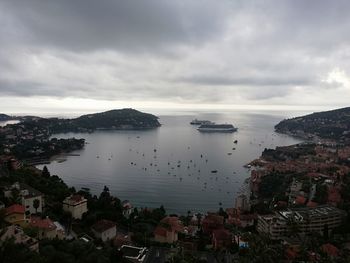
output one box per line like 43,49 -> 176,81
21,108 -> 161,133
275,107 -> 350,140
0,114 -> 12,121
71,108 -> 161,130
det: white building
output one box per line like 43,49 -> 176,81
257,205 -> 346,240
4,182 -> 43,215
91,219 -> 117,242
62,195 -> 88,219
235,194 -> 250,212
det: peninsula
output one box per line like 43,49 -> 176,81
275,107 -> 350,142
0,109 -> 160,162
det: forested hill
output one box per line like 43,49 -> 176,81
0,114 -> 13,121
6,108 -> 161,134
275,107 -> 350,140
71,108 -> 161,131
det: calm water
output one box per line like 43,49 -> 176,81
37,110 -> 305,214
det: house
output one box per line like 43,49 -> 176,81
91,219 -> 117,242
0,225 -> 39,252
154,216 -> 183,244
4,204 -> 29,226
62,194 -> 88,219
121,200 -> 133,218
30,215 -> 63,240
202,213 -> 224,234
212,228 -> 232,250
4,182 -> 43,215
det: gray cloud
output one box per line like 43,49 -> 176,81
0,0 -> 350,110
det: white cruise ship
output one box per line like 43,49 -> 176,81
197,124 -> 238,132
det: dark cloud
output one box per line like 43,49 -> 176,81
0,0 -> 349,109
0,0 -> 229,53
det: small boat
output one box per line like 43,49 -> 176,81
211,170 -> 218,173
227,153 -> 232,155
234,140 -> 238,144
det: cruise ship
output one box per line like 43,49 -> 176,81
190,119 -> 213,125
197,124 -> 238,132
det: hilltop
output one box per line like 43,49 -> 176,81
0,109 -> 160,160
18,108 -> 161,133
275,107 -> 350,141
0,114 -> 13,121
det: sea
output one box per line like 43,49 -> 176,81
4,109 -> 307,215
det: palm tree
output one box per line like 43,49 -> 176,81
33,199 -> 40,214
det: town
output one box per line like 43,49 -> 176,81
1,138 -> 350,261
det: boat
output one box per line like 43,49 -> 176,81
190,119 -> 213,125
211,170 -> 218,173
197,124 -> 238,133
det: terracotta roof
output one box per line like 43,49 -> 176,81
69,195 -> 85,203
212,228 -> 231,241
154,226 -> 168,237
30,216 -> 56,230
160,216 -> 183,232
91,219 -> 116,233
295,195 -> 306,205
321,243 -> 339,257
306,201 -> 318,208
5,204 -> 25,215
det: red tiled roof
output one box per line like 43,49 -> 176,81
160,216 -> 183,232
307,201 -> 318,208
30,216 -> 56,230
321,243 -> 339,257
295,195 -> 306,205
69,195 -> 84,202
5,204 -> 25,215
212,228 -> 231,241
91,219 -> 116,233
154,226 -> 168,237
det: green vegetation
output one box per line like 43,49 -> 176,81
275,107 -> 350,140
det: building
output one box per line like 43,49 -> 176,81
235,194 -> 250,212
257,205 -> 346,240
91,219 -> 117,242
212,228 -> 232,250
62,194 -> 88,219
154,216 -> 183,244
202,213 -> 224,235
4,182 -> 43,215
4,204 -> 29,226
30,216 -> 64,240
122,200 -> 133,218
0,225 -> 39,252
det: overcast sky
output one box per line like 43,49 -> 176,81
0,0 -> 350,114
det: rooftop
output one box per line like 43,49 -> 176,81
91,219 -> 116,233
5,204 -> 25,215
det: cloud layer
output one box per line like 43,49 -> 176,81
0,0 -> 350,112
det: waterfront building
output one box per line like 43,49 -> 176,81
257,205 -> 346,240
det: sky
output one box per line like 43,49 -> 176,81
0,0 -> 350,114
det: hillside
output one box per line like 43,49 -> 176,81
22,108 -> 161,133
275,107 -> 350,140
0,114 -> 12,121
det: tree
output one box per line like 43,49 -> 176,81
33,199 -> 40,214
42,166 -> 50,178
